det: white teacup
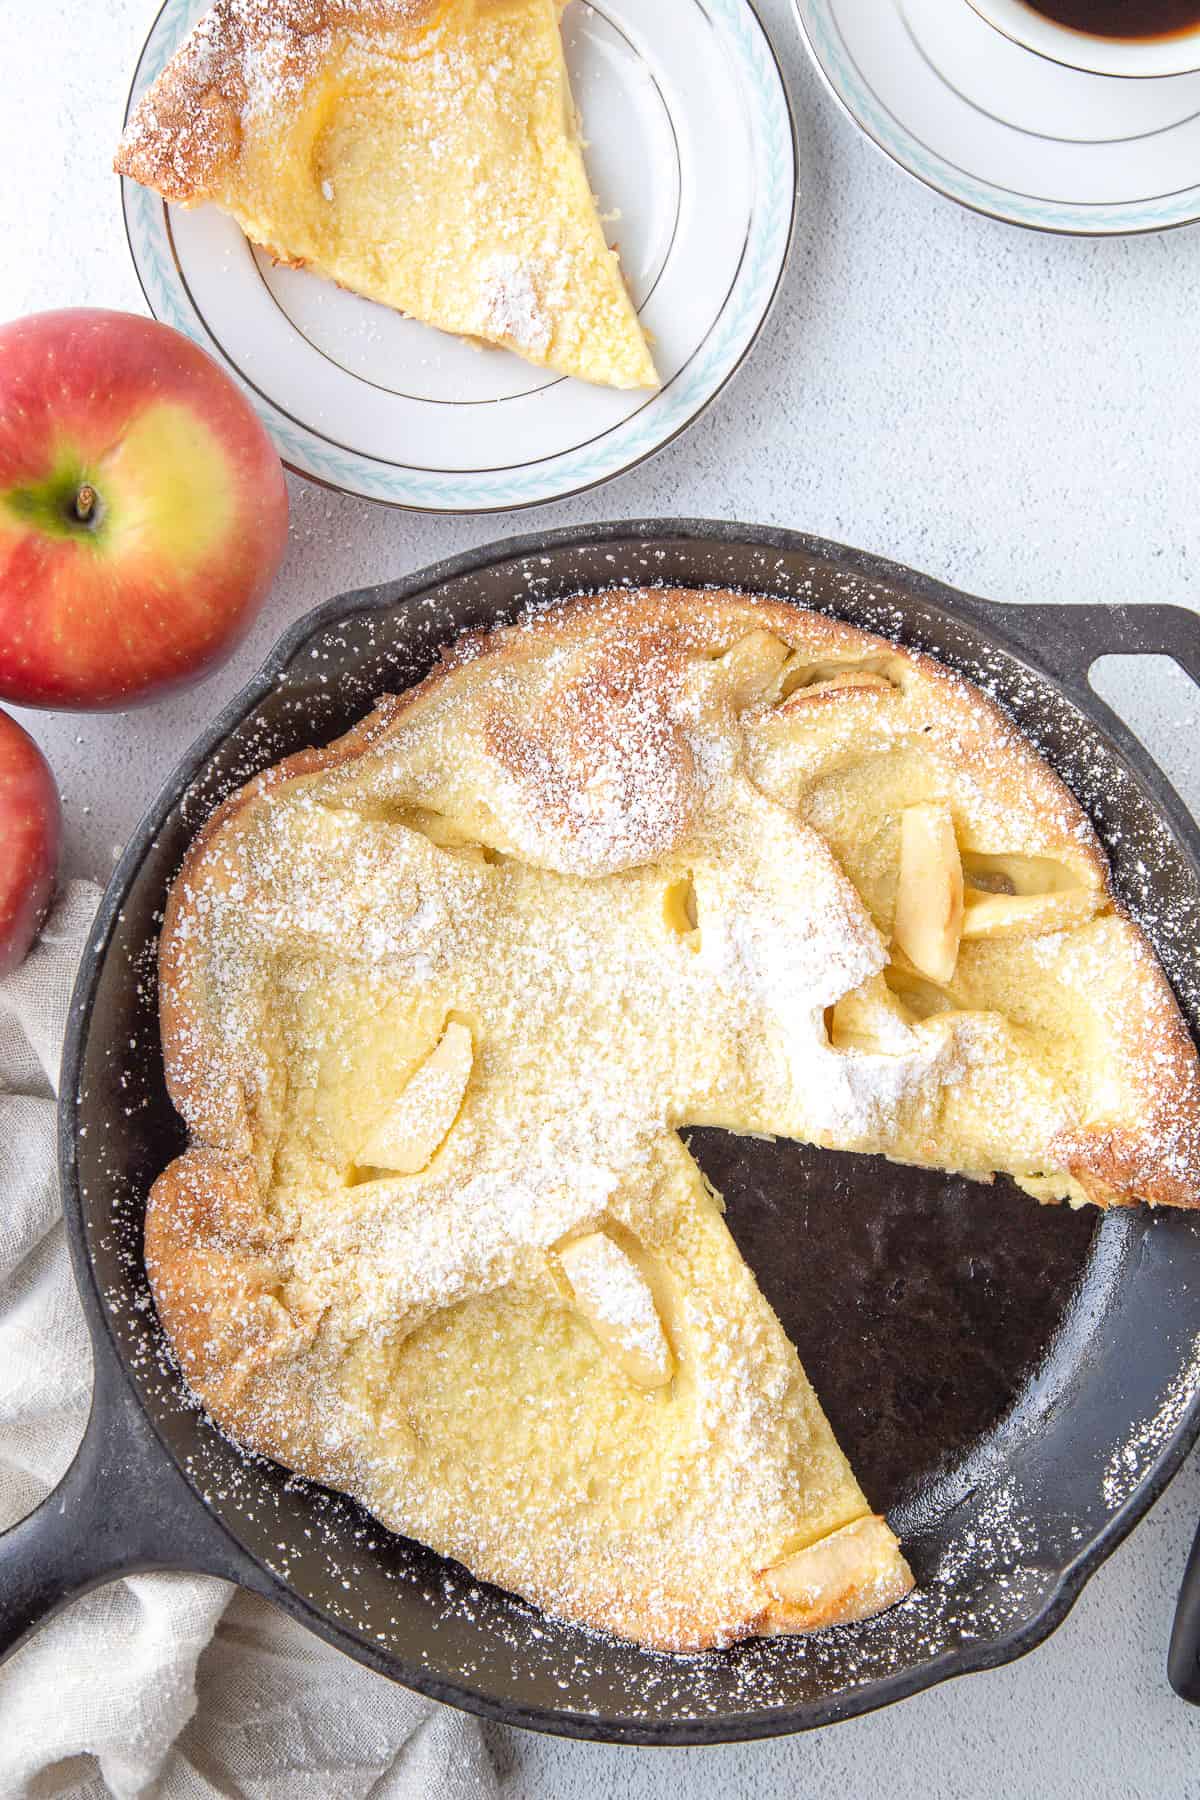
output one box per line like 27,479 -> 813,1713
965,0 -> 1200,76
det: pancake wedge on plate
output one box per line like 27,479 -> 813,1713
146,589 -> 1200,1651
114,0 -> 658,391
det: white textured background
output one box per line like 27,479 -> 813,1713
4,0 -> 1200,1792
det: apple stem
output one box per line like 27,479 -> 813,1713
74,484 -> 98,524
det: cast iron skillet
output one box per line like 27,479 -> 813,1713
4,521 -> 1200,1742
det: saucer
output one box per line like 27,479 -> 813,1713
121,0 -> 795,511
793,0 -> 1200,233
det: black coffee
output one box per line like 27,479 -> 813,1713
1020,0 -> 1200,37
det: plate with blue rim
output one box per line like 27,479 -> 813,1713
793,0 -> 1200,235
119,0 -> 796,512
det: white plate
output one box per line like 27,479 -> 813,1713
793,0 -> 1200,235
121,0 -> 796,511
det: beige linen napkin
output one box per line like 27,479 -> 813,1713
0,881 -> 498,1799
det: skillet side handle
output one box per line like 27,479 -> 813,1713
1170,1518 -> 1200,1704
0,1332 -> 248,1666
967,600 -> 1200,697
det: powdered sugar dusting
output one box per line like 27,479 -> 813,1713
1103,1330 -> 1200,1511
479,252 -> 556,357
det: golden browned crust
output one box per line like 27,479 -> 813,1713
147,1152 -> 289,1432
146,585 -> 1200,1653
115,1 -> 444,201
755,1515 -> 916,1638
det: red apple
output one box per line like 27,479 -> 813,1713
0,309 -> 288,709
0,709 -> 61,976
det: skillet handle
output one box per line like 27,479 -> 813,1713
0,1329 -> 248,1666
965,600 -> 1200,696
1170,1519 -> 1200,1704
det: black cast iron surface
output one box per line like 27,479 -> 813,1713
694,1136 -> 1099,1514
4,520 -> 1200,1743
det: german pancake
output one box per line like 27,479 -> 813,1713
147,587 -> 1200,1650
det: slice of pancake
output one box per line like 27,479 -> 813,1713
150,1133 -> 913,1649
146,587 -> 1200,1651
114,0 -> 658,391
